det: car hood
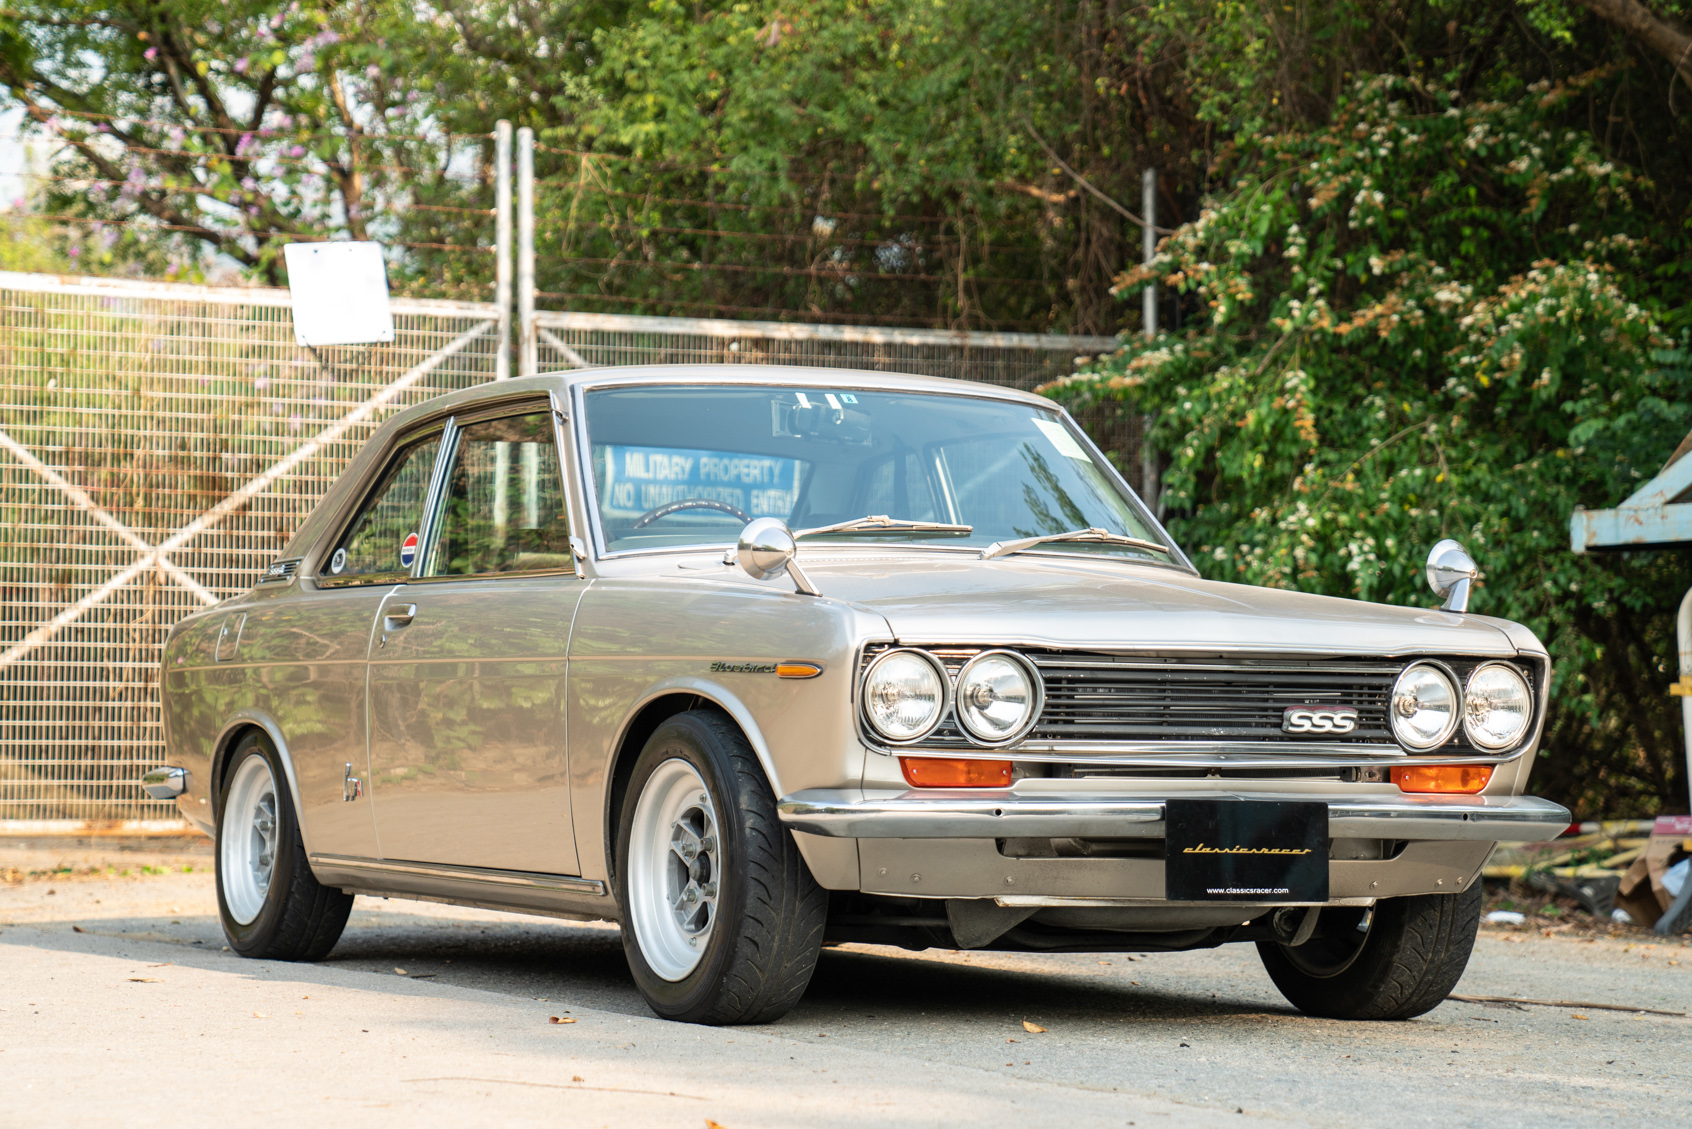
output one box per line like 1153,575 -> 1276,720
798,551 -> 1520,657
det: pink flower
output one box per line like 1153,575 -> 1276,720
234,56 -> 248,74
144,47 -> 157,60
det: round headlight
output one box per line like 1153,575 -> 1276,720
1463,663 -> 1531,750
955,651 -> 1043,745
1391,663 -> 1460,750
863,650 -> 947,742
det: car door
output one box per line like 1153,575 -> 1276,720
366,400 -> 584,874
242,424 -> 446,861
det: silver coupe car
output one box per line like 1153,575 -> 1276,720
152,365 -> 1570,1024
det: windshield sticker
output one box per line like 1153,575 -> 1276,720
329,547 -> 348,575
599,445 -> 800,521
399,531 -> 419,568
1033,418 -> 1090,461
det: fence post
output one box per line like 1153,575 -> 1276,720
495,120 -> 512,382
1140,167 -> 1162,518
517,126 -> 536,378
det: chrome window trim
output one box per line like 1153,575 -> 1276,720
313,419 -> 452,588
567,377 -> 1188,570
413,395 -> 579,583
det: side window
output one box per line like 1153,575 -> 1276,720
322,433 -> 441,581
425,410 -> 573,577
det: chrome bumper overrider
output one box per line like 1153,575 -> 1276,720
777,789 -> 1572,842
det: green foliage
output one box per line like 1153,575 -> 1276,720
0,0 -> 493,288
1046,73 -> 1692,813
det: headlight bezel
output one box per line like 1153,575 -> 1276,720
952,649 -> 1046,747
860,647 -> 951,744
1461,661 -> 1534,751
1390,660 -> 1462,751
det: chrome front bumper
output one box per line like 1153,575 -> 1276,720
777,789 -> 1572,842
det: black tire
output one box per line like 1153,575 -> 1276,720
615,709 -> 827,1025
1257,883 -> 1482,1020
215,731 -> 353,961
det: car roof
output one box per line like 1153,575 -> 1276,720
380,363 -> 1054,435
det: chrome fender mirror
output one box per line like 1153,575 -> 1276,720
736,518 -> 820,596
1425,539 -> 1478,613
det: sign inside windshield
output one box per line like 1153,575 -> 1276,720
598,445 -> 801,520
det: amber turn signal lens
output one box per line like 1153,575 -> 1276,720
1391,764 -> 1493,794
900,757 -> 1014,788
776,662 -> 823,679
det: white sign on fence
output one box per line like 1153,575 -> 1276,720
283,241 -> 396,347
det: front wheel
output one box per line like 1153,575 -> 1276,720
1257,883 -> 1482,1020
616,710 -> 826,1024
215,731 -> 353,961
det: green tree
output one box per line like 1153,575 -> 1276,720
1045,72 -> 1692,814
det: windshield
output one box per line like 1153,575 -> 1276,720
582,384 -> 1171,561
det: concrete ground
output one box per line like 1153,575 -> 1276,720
2,839 -> 1688,1129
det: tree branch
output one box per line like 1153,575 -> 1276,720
1017,114 -> 1174,235
1570,0 -> 1692,89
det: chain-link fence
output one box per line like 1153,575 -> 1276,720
0,272 -> 501,821
0,271 -> 1121,823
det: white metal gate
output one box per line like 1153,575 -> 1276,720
0,270 -> 1116,823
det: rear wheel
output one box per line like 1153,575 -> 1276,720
215,731 -> 353,961
1257,883 -> 1482,1020
616,710 -> 826,1024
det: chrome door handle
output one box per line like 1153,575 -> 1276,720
384,604 -> 418,630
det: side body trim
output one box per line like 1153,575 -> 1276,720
308,853 -> 607,895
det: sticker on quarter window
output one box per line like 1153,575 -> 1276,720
329,547 -> 348,574
1033,418 -> 1090,460
399,531 -> 419,568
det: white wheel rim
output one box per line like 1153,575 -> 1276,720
627,758 -> 722,982
220,753 -> 279,926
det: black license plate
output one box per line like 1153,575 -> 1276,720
1164,799 -> 1329,902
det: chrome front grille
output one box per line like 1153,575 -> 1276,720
1028,656 -> 1398,744
862,645 -> 1538,758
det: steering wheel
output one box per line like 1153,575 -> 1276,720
629,498 -> 753,530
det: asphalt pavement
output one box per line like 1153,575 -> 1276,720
2,841 -> 1688,1129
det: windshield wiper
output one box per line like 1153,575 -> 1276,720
980,527 -> 1172,560
795,514 -> 973,538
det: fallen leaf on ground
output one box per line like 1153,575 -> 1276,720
1022,1021 -> 1047,1033
550,1016 -> 577,1024
253,1012 -> 269,1019
572,1076 -> 585,1082
1006,1038 -> 1019,1043
394,968 -> 407,975
1571,1013 -> 1589,1020
707,1121 -> 730,1129
71,926 -> 86,934
127,978 -> 161,983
